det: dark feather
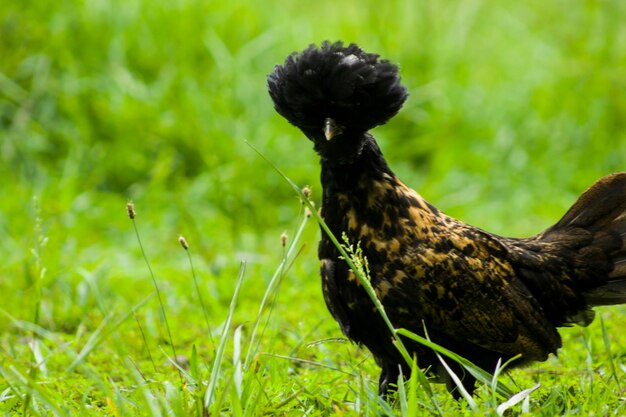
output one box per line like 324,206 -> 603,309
268,41 -> 407,134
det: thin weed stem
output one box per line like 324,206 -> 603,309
599,313 -> 621,391
243,212 -> 309,370
133,312 -> 157,373
127,203 -> 182,389
180,236 -> 215,352
25,196 -> 47,415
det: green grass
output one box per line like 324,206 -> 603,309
2,0 -> 626,415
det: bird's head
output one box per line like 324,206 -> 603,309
268,41 -> 408,162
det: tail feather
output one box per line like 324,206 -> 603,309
509,173 -> 626,325
556,173 -> 626,306
552,172 -> 626,230
609,256 -> 626,279
536,173 -> 626,308
584,278 -> 626,306
613,214 -> 626,238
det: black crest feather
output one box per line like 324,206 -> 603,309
268,41 -> 408,133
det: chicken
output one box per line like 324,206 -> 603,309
267,41 -> 626,397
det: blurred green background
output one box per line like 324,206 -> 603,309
1,0 -> 625,411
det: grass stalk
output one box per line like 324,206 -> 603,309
24,196 -> 47,415
0,364 -> 63,416
243,212 -> 309,371
127,203 -> 182,388
205,260 -> 247,409
68,292 -> 154,372
599,313 -> 620,390
133,312 -> 157,373
178,235 -> 215,352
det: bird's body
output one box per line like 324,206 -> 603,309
268,41 -> 626,396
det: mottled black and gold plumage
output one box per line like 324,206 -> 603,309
267,41 -> 626,397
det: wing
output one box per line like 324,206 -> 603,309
375,218 -> 563,362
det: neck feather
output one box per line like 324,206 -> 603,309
319,135 -> 392,190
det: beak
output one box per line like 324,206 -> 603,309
324,117 -> 342,141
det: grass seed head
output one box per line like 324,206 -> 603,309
280,231 -> 288,247
302,185 -> 312,199
178,235 -> 189,250
126,202 -> 136,219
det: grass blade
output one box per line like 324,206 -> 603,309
407,358 -> 420,417
0,364 -> 63,416
436,354 -> 476,409
204,260 -> 247,408
233,324 -> 243,399
397,328 -> 514,398
599,313 -> 620,390
397,367 -> 408,415
68,292 -> 154,372
496,383 -> 540,416
243,213 -> 309,370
